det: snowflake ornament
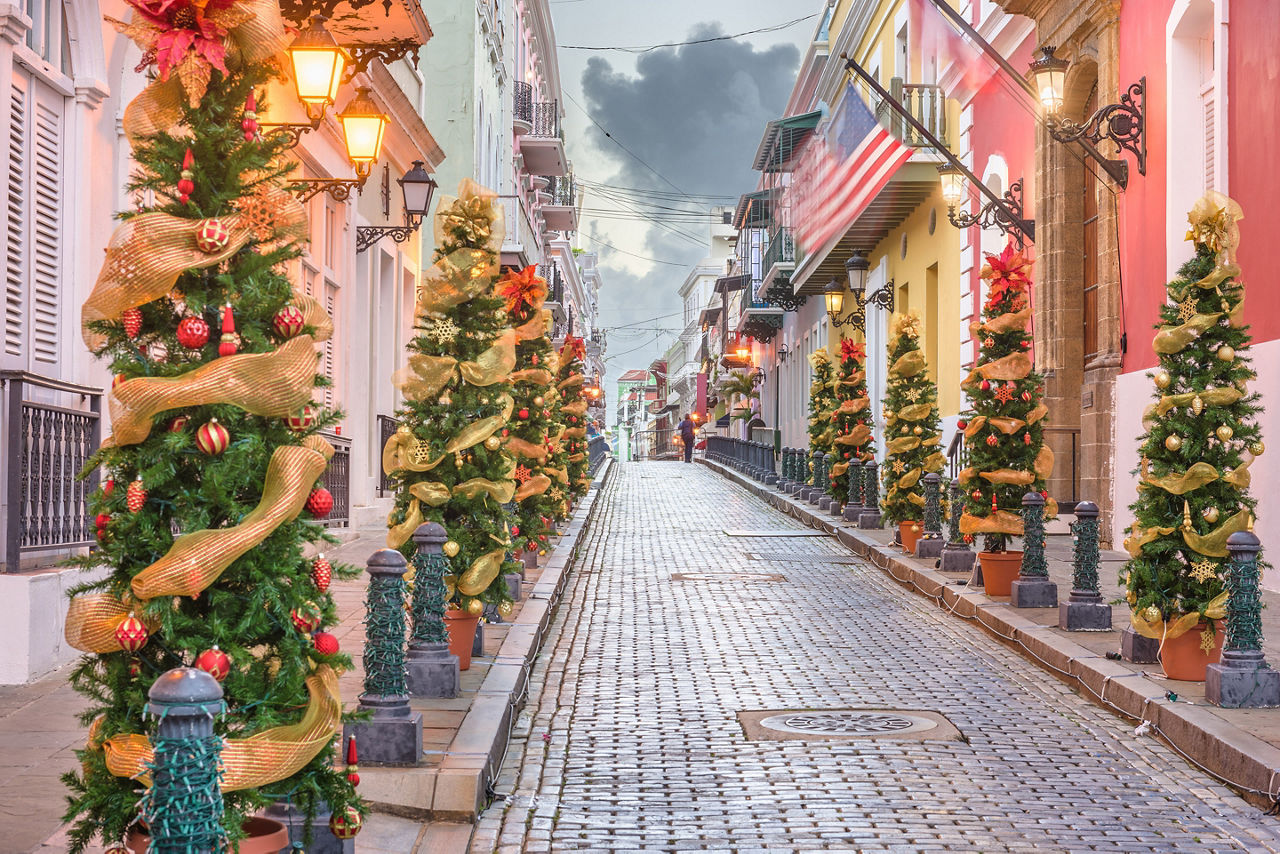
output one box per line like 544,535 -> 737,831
1188,557 -> 1217,583
426,317 -> 460,345
514,464 -> 531,484
233,185 -> 282,241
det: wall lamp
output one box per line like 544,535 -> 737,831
1029,45 -> 1145,188
937,163 -> 1034,249
356,161 -> 438,253
824,253 -> 893,331
289,86 -> 390,203
777,343 -> 790,362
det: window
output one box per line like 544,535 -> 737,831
24,0 -> 70,73
1082,85 -> 1099,361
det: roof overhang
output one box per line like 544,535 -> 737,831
714,274 -> 750,294
792,161 -> 939,295
752,110 -> 823,173
733,191 -> 772,230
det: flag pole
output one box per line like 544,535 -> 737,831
839,54 -> 1034,243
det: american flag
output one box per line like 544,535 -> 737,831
791,84 -> 914,258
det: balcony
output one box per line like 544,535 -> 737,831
519,101 -> 568,177
761,226 -> 795,288
538,263 -> 566,322
499,194 -> 541,268
512,81 -> 533,135
542,174 -> 578,233
737,299 -> 784,343
876,78 -> 948,149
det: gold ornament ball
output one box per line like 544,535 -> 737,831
1164,434 -> 1183,452
1154,370 -> 1172,389
1143,605 -> 1162,623
465,598 -> 484,616
1217,345 -> 1236,362
1215,425 -> 1234,442
497,601 -> 514,618
539,549 -> 547,556
1191,395 -> 1204,416
443,540 -> 460,557
484,435 -> 502,450
534,396 -> 544,405
1203,506 -> 1221,523
1250,440 -> 1265,456
912,426 -> 923,435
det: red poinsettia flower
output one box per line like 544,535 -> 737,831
981,240 -> 1033,311
840,339 -> 866,362
123,0 -> 239,81
499,265 -> 547,316
561,336 -> 586,361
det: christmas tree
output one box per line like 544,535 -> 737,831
544,375 -> 572,523
557,337 -> 590,500
500,266 -> 558,558
880,312 -> 944,525
1122,194 -> 1254,646
830,339 -> 873,503
384,181 -> 520,618
958,244 -> 1055,552
63,2 -> 359,848
806,348 -> 837,484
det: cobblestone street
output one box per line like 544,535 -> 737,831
476,463 -> 1280,853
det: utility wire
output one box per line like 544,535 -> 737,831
560,13 -> 818,53
579,232 -> 695,267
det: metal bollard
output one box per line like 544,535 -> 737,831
764,443 -> 778,486
1011,492 -> 1057,608
407,523 -> 460,697
941,478 -> 976,574
1058,501 -> 1110,630
796,449 -> 813,499
916,472 -> 945,559
808,452 -> 826,505
1207,528 -> 1280,707
141,667 -> 226,854
342,549 -> 423,765
858,460 -> 882,528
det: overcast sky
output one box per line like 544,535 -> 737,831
550,1 -> 814,425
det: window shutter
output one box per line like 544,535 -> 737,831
322,282 -> 337,408
4,79 -> 26,358
1202,85 -> 1215,192
30,86 -> 62,365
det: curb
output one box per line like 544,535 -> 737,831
359,457 -> 615,821
702,458 -> 1280,810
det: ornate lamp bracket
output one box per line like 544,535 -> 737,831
289,175 -> 369,204
356,217 -> 423,254
1047,78 -> 1146,187
948,180 -> 1034,249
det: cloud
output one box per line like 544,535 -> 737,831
576,26 -> 799,421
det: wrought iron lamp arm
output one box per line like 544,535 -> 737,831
830,280 -> 895,331
948,180 -> 1032,249
289,174 -> 369,204
1047,78 -> 1145,183
356,213 -> 425,254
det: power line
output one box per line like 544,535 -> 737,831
579,232 -> 694,267
564,91 -> 698,202
560,13 -> 818,54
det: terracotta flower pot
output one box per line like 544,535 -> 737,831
127,817 -> 288,854
898,521 -> 922,555
444,609 -> 481,670
1160,620 -> 1225,681
977,550 -> 1023,596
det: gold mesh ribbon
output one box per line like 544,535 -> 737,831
416,248 -> 499,315
836,398 -> 869,415
1035,445 -> 1054,480
562,400 -> 589,417
838,370 -> 866,387
515,475 -> 552,501
64,594 -> 159,654
132,437 -> 333,599
1186,191 -> 1243,262
459,331 -> 516,386
908,493 -> 926,507
988,417 -> 1025,435
409,481 -> 451,507
960,509 -> 1024,536
961,352 -> 1032,389
957,467 -> 976,484
433,179 -> 504,255
457,548 -> 508,597
1130,592 -> 1228,641
889,351 -> 926,378
971,307 -> 1031,337
567,452 -> 586,463
1143,462 -> 1219,495
444,396 -> 514,454
505,437 -> 548,461
1154,387 -> 1242,418
83,197 -> 307,349
454,476 -> 516,504
105,665 -> 341,790
1153,313 -> 1221,355
830,462 -> 850,477
563,427 -> 587,439
979,469 -> 1035,486
545,466 -> 568,484
510,368 -> 554,386
295,292 -> 333,342
513,312 -> 546,342
1025,403 -> 1048,426
896,403 -> 932,422
886,436 -> 920,454
382,428 -> 445,475
108,336 -> 319,446
387,500 -> 424,549
1123,525 -> 1177,558
923,451 -> 946,472
897,469 -> 921,489
558,374 -> 585,391
1182,508 -> 1250,557
964,417 -> 987,438
394,354 -> 457,402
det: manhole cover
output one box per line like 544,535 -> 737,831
738,709 -> 963,742
671,572 -> 785,582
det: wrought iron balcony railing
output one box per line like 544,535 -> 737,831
547,174 -> 576,206
763,227 -> 795,272
538,263 -> 565,304
530,101 -> 561,139
513,81 -> 533,128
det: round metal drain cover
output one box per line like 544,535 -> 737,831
758,711 -> 939,737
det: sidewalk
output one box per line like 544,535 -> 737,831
705,457 -> 1280,812
8,458 -> 612,853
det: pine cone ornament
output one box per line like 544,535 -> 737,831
311,554 -> 332,592
122,308 -> 142,339
126,478 -> 147,513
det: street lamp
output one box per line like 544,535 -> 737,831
937,162 -> 964,209
338,87 -> 389,179
1029,44 -> 1146,187
825,253 -> 894,331
289,16 -> 347,122
356,161 -> 439,253
936,162 -> 1033,249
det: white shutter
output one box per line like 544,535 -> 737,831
322,282 -> 336,408
5,78 -> 27,357
30,85 -> 62,365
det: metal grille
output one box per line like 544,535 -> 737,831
513,81 -> 532,126
321,432 -> 351,528
530,101 -> 560,139
377,414 -> 399,496
3,371 -> 102,572
587,435 -> 607,475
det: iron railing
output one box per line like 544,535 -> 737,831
877,78 -> 948,148
377,415 -> 400,497
630,428 -> 679,461
587,435 -> 608,475
530,101 -> 561,139
538,263 -> 565,304
499,194 -> 541,258
763,227 -> 795,272
946,430 -> 968,482
705,436 -> 776,482
513,81 -> 533,127
948,425 -> 1080,512
2,371 -> 103,573
547,173 -> 576,206
320,431 -> 351,528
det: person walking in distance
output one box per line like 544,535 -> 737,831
679,413 -> 696,463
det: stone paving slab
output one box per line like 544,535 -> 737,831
475,461 -> 1280,853
709,457 -> 1280,818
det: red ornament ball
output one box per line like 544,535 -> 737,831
980,379 -> 992,392
127,659 -> 142,678
122,308 -> 142,339
985,434 -> 999,447
971,489 -> 983,500
194,218 -> 231,254
169,415 -> 189,432
176,316 -> 210,349
526,540 -> 537,551
313,631 -> 339,656
329,806 -> 363,840
1021,391 -> 1032,402
114,616 -> 149,653
306,487 -> 333,518
511,525 -> 520,537
286,405 -> 315,432
95,513 -> 111,530
517,408 -> 530,420
957,420 -> 967,430
194,646 -> 230,681
311,554 -> 333,591
195,419 -> 230,455
273,304 -> 305,339
1023,432 -> 1032,445
291,602 -> 322,634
